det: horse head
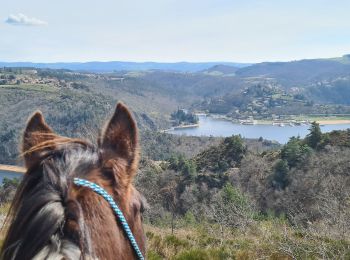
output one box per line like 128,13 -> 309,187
1,103 -> 146,260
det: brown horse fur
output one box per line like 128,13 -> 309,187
1,103 -> 146,260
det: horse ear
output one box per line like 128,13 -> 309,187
99,103 -> 139,178
22,111 -> 57,169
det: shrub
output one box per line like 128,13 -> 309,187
271,159 -> 289,189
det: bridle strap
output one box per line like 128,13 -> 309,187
73,178 -> 144,260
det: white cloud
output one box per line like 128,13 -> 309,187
5,13 -> 47,26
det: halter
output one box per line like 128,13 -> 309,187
73,178 -> 144,260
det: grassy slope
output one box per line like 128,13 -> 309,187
145,219 -> 350,260
0,202 -> 348,260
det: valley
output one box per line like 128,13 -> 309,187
1,55 -> 350,258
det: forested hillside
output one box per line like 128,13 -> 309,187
0,68 -> 185,163
235,54 -> 350,88
2,62 -> 350,161
197,54 -> 350,115
196,83 -> 350,117
136,124 -> 350,258
0,66 -> 265,164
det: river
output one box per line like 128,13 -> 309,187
0,170 -> 22,184
168,115 -> 350,143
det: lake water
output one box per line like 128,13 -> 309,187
0,170 -> 22,184
168,115 -> 350,143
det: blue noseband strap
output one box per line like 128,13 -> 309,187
73,178 -> 144,260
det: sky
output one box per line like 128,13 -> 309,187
1,0 -> 350,63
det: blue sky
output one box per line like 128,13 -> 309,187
1,0 -> 350,62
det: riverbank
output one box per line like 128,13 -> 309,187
315,119 -> 350,125
207,114 -> 350,126
162,123 -> 200,133
0,164 -> 25,173
255,119 -> 350,125
173,123 -> 199,129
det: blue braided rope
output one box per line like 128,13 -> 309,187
73,178 -> 144,260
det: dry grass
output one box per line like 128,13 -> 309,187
145,220 -> 350,260
0,204 -> 349,259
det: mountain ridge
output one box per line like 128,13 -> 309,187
0,61 -> 251,73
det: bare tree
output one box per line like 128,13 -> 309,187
160,175 -> 180,234
206,185 -> 255,244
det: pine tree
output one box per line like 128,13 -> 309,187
305,121 -> 322,149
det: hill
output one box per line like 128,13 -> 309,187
305,76 -> 350,105
201,64 -> 239,76
195,83 -> 350,117
235,54 -> 350,88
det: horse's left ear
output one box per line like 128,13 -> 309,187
99,103 -> 139,180
23,111 -> 57,169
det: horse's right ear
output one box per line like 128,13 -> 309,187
99,103 -> 139,184
22,111 -> 57,169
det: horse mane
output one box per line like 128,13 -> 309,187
2,138 -> 98,260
